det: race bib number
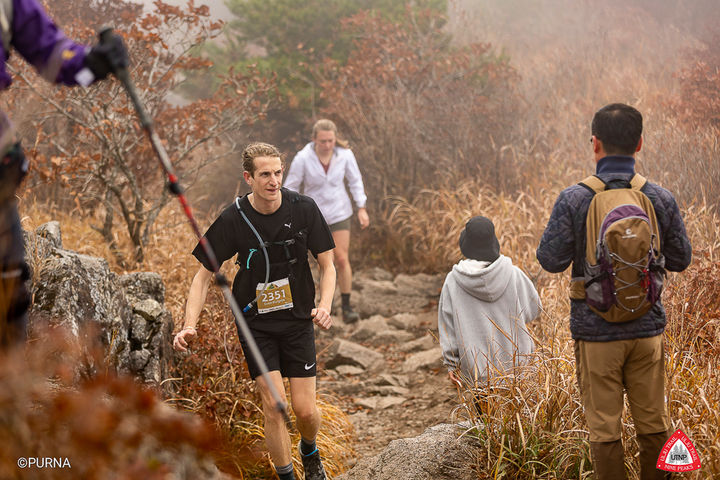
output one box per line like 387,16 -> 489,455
256,278 -> 294,314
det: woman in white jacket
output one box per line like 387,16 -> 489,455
284,119 -> 369,322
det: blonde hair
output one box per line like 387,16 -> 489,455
242,142 -> 283,175
312,119 -> 349,149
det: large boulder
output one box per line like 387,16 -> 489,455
337,423 -> 479,480
29,244 -> 134,374
25,223 -> 174,392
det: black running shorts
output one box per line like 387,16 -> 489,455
238,319 -> 317,379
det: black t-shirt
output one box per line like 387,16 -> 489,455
193,189 -> 334,326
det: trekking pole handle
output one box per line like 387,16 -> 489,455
98,26 -> 152,130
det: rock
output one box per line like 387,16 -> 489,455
349,315 -> 390,343
337,423 -> 479,480
388,311 -> 438,331
334,365 -> 365,376
355,280 -> 429,318
130,349 -> 151,371
374,373 -> 410,387
30,248 -> 133,374
133,298 -> 165,321
119,274 -> 174,390
376,396 -> 408,409
402,347 -> 443,373
26,225 -> 174,393
354,396 -> 407,410
356,267 -> 394,282
349,411 -> 369,427
365,385 -> 410,396
119,272 -> 166,304
394,273 -> 444,298
400,335 -> 437,353
36,221 -> 62,248
325,339 -> 385,371
368,329 -> 415,347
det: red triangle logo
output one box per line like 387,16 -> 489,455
656,429 -> 702,472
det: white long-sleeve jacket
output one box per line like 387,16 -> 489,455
284,142 -> 367,225
438,255 -> 540,385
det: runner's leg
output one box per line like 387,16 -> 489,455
331,229 -> 351,294
290,376 -> 326,479
256,371 -> 292,466
289,376 -> 320,441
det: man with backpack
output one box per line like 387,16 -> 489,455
537,103 -> 692,480
0,0 -> 128,346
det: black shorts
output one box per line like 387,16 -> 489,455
238,319 -> 317,379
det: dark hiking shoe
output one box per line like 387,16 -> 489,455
299,442 -> 326,480
342,305 -> 360,323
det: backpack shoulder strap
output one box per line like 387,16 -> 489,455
282,187 -> 301,204
629,173 -> 647,190
0,0 -> 12,54
579,175 -> 606,194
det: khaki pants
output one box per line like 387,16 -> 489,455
574,335 -> 668,443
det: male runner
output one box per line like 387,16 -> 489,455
173,142 -> 335,480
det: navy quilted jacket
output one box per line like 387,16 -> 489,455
536,156 -> 692,341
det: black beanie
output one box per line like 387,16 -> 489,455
458,216 -> 500,262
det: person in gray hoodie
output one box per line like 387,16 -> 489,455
438,216 -> 540,396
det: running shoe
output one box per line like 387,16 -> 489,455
342,305 -> 360,323
298,442 -> 327,480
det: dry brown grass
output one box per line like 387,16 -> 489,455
403,175 -> 720,477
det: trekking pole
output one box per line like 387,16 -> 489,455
98,28 -> 290,422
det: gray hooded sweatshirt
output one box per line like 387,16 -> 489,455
438,255 -> 540,385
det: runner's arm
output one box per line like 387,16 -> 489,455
344,150 -> 367,209
311,249 -> 336,329
173,265 -> 213,351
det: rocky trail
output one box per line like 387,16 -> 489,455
312,268 -> 478,476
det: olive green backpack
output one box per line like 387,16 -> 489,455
570,174 -> 666,323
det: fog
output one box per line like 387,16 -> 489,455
134,0 -> 233,20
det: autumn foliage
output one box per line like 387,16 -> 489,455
317,8 -> 519,202
676,33 -> 720,129
0,327 -> 223,480
9,0 -> 275,265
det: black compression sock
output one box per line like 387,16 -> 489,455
300,437 -> 317,456
341,293 -> 351,310
275,463 -> 295,480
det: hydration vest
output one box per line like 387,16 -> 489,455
232,189 -> 314,319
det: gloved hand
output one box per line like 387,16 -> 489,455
84,32 -> 129,80
0,143 -> 28,206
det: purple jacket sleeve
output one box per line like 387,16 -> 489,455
1,0 -> 89,89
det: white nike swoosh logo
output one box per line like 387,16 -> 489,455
304,363 -> 315,370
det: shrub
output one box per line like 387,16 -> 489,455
317,8 -> 520,205
0,328 -> 223,479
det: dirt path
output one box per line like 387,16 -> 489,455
314,313 -> 462,464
